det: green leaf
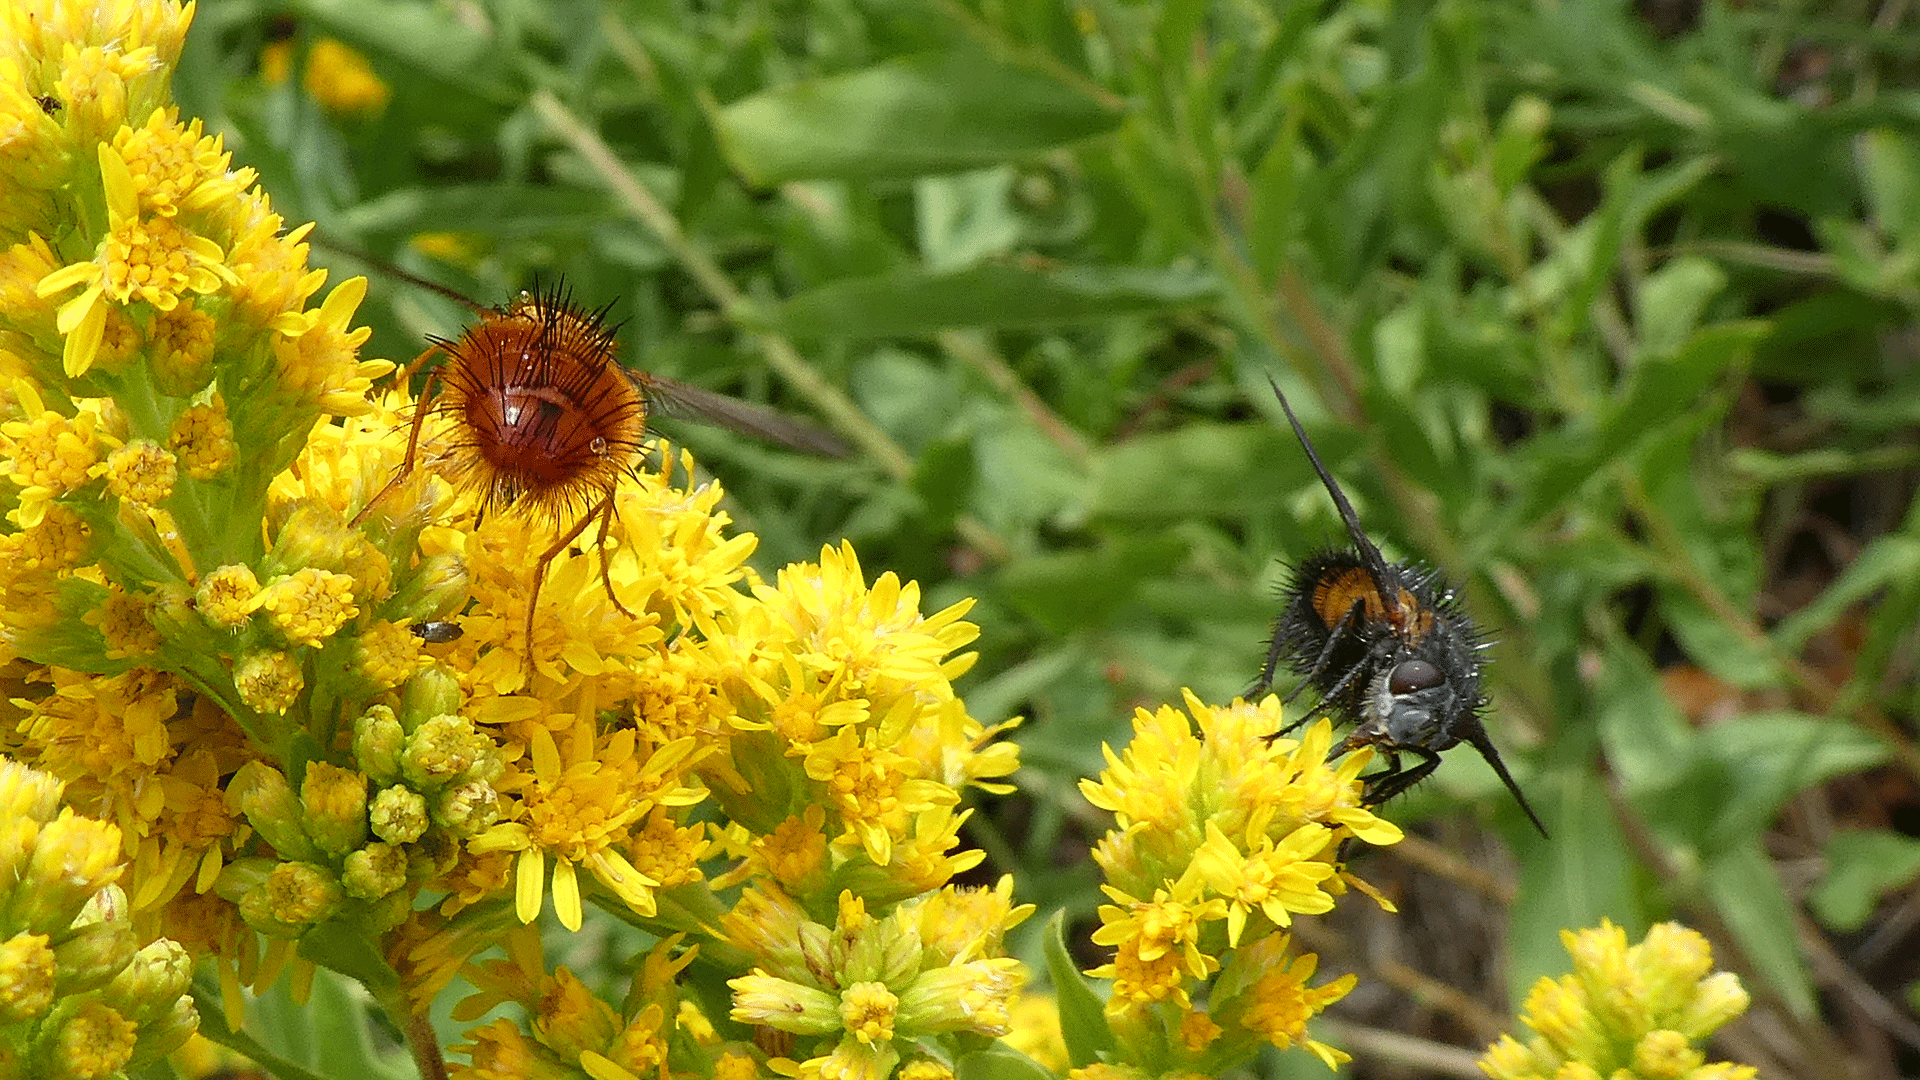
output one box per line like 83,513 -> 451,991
1693,712 -> 1889,847
1657,587 -> 1780,689
955,1045 -> 1057,1080
716,52 -> 1123,184
776,264 -> 1217,338
1507,767 -> 1647,1011
1042,911 -> 1115,1068
1087,423 -> 1299,522
1858,128 -> 1920,242
1811,830 -> 1920,931
1636,256 -> 1727,360
1702,842 -> 1817,1018
1772,535 -> 1920,650
997,535 -> 1185,634
337,182 -> 623,239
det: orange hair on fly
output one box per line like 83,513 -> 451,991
429,284 -> 646,524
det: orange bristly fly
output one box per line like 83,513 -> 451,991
352,281 -> 848,677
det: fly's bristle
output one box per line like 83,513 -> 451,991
432,286 -> 648,524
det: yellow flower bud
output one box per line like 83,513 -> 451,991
259,567 -> 358,648
0,932 -> 55,1022
46,998 -> 137,1080
20,812 -> 122,935
167,396 -> 234,479
356,619 -> 422,690
233,649 -> 302,714
102,438 -> 176,506
195,564 -> 261,630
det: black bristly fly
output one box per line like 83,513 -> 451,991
1248,381 -> 1547,837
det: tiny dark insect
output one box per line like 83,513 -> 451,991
409,620 -> 463,644
1249,380 -> 1547,837
33,94 -> 60,114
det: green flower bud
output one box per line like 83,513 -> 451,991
352,706 -> 404,784
231,761 -> 319,863
432,781 -> 500,837
728,971 -> 840,1035
101,938 -> 191,1023
128,994 -> 198,1066
400,665 -> 462,731
238,862 -> 341,938
49,917 -> 134,999
263,501 -> 356,577
368,786 -> 428,844
402,715 -> 498,790
382,552 -> 468,625
341,843 -> 407,901
300,761 -> 369,859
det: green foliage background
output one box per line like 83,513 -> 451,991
173,0 -> 1920,1075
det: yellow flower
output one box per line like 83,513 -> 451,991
0,381 -> 105,528
749,542 -> 979,696
1210,934 -> 1354,1067
1187,815 -> 1337,944
36,143 -> 239,378
109,107 -> 251,218
0,755 -> 197,1064
1478,921 -> 1755,1080
269,275 -> 388,416
802,723 -> 958,867
268,39 -> 392,118
1086,882 -> 1224,1012
469,720 -> 691,931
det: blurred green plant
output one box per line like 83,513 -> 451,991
106,0 -> 1920,1075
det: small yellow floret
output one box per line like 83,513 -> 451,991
259,568 -> 358,648
103,439 -> 177,505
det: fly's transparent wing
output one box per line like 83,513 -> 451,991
636,373 -> 852,459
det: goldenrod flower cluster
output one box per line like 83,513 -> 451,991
0,756 -> 197,1079
1479,921 -> 1755,1080
1076,692 -> 1404,1072
0,4 -> 1028,1077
